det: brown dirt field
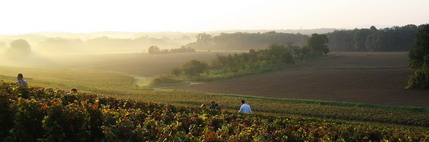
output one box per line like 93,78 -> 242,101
167,52 -> 429,107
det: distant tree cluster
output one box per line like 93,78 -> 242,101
181,60 -> 208,77
186,32 -> 309,50
407,24 -> 429,89
33,35 -> 193,53
148,46 -> 161,54
4,39 -> 32,59
147,46 -> 195,54
327,25 -> 420,51
171,34 -> 329,79
308,34 -> 329,55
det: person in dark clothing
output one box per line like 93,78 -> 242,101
210,101 -> 221,109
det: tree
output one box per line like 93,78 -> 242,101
148,46 -> 160,54
196,33 -> 212,43
327,25 -> 418,52
171,68 -> 182,76
5,39 -> 32,58
407,24 -> 429,89
182,60 -> 208,77
370,26 -> 377,31
308,34 -> 329,55
352,29 -> 372,51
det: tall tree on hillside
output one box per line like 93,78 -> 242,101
308,34 -> 329,55
5,39 -> 32,59
407,24 -> 429,89
148,46 -> 160,54
182,60 -> 208,77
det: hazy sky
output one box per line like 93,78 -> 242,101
0,0 -> 428,34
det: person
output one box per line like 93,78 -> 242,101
239,100 -> 252,113
16,73 -> 28,86
68,88 -> 78,94
210,101 -> 222,109
209,101 -> 216,109
214,103 -> 221,109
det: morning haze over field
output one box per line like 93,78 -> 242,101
1,0 -> 429,141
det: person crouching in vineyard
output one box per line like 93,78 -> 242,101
68,88 -> 78,94
17,73 -> 28,86
239,100 -> 252,113
210,101 -> 222,110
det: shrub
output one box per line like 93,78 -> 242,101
182,60 -> 208,77
149,75 -> 183,86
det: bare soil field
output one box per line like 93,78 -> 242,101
167,52 -> 429,107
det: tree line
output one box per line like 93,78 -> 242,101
148,46 -> 195,54
185,31 -> 309,50
186,25 -> 424,52
327,25 -> 421,52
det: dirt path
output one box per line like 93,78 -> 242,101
167,52 -> 429,107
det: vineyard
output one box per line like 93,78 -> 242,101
1,82 -> 428,141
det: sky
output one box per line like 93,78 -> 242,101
0,0 -> 428,34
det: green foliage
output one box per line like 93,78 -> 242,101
0,88 -> 15,140
12,98 -> 46,141
42,100 -> 91,141
328,25 -> 419,51
149,75 -> 184,86
182,59 -> 209,77
171,68 -> 182,77
171,44 -> 324,81
0,82 -> 428,141
408,24 -> 429,89
409,24 -> 429,70
308,33 -> 329,55
408,66 -> 429,89
187,31 -> 308,50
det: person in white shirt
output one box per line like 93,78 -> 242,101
239,100 -> 252,113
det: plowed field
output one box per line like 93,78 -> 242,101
167,52 -> 429,107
